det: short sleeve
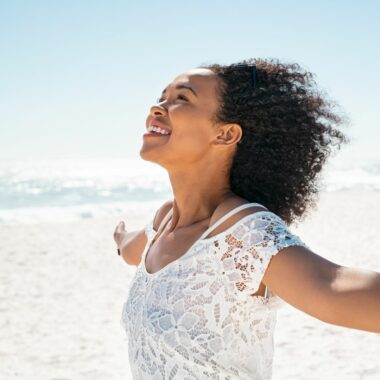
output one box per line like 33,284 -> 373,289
218,212 -> 310,296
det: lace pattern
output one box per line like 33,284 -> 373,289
121,211 -> 309,379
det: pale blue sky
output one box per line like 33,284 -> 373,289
1,0 -> 379,163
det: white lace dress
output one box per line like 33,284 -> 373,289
120,202 -> 310,379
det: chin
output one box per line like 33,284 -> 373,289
140,151 -> 173,173
139,147 -> 160,164
139,149 -> 152,161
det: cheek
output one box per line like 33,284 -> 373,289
170,109 -> 212,141
167,106 -> 216,153
172,122 -> 210,147
169,128 -> 212,164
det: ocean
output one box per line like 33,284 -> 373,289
0,157 -> 379,225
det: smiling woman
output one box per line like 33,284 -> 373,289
140,67 -> 231,179
115,57 -> 380,380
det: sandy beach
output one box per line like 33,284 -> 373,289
1,190 -> 379,379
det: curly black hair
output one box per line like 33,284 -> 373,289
198,58 -> 350,226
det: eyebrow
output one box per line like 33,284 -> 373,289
161,84 -> 198,97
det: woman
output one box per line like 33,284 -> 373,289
114,58 -> 380,379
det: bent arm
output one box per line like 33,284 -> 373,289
262,246 -> 380,333
119,229 -> 147,266
118,199 -> 174,266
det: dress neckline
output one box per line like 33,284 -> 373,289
142,202 -> 271,277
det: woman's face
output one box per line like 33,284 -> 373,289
140,68 -> 228,167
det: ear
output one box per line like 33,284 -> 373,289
212,123 -> 243,147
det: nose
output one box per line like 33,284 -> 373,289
150,103 -> 167,117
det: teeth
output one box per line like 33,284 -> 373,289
148,125 -> 171,135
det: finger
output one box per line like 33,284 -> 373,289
115,221 -> 125,230
113,221 -> 125,238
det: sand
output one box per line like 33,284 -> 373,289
1,191 -> 379,379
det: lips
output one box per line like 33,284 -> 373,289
147,119 -> 172,134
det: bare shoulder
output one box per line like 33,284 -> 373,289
153,199 -> 174,231
150,196 -> 268,238
210,195 -> 269,225
119,199 -> 174,266
206,195 -> 269,238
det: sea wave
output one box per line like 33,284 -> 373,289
0,157 -> 379,224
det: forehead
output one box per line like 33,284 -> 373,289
164,68 -> 219,96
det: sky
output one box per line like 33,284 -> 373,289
1,0 -> 379,164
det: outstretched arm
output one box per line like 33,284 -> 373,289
262,245 -> 380,333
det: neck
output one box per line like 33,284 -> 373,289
167,161 -> 234,232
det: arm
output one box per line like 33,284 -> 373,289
114,199 -> 173,266
118,229 -> 147,266
262,245 -> 380,333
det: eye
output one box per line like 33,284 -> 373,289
156,94 -> 188,103
176,94 -> 188,101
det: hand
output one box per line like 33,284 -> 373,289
113,221 -> 129,250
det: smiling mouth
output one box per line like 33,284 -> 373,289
145,125 -> 172,137
146,123 -> 172,135
143,130 -> 171,137
149,130 -> 170,136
